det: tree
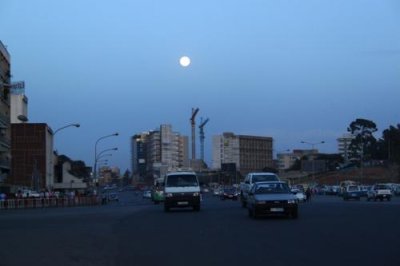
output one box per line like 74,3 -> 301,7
347,118 -> 378,162
376,124 -> 400,164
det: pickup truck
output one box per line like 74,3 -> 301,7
240,172 -> 280,207
367,184 -> 392,201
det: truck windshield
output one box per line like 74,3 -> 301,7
166,175 -> 198,187
255,183 -> 290,194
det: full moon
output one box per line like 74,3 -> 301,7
179,56 -> 191,67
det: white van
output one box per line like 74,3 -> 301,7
164,171 -> 201,212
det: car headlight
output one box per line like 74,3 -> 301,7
288,199 -> 296,204
193,192 -> 200,197
165,193 -> 173,197
256,201 -> 266,204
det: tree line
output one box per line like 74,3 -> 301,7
347,118 -> 400,165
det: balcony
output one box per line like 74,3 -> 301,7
0,135 -> 10,149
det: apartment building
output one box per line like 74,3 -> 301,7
131,124 -> 189,179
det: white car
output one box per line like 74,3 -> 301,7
291,189 -> 307,202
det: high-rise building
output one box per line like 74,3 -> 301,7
131,132 -> 149,178
131,125 -> 189,179
0,41 -> 12,183
337,133 -> 354,162
212,132 -> 273,175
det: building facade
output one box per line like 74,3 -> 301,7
131,124 -> 189,180
212,132 -> 273,175
131,133 -> 149,178
0,41 -> 11,183
212,133 -> 240,170
10,123 -> 53,190
10,89 -> 28,123
337,133 -> 354,163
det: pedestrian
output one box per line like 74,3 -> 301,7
306,187 -> 312,202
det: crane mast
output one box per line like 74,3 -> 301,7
199,117 -> 210,161
190,108 -> 199,160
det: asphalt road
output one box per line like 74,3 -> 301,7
1,192 -> 399,266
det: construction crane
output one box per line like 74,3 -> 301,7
190,107 -> 200,160
199,117 -> 210,162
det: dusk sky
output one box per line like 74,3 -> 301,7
1,0 -> 399,172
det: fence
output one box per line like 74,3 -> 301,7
0,196 -> 100,210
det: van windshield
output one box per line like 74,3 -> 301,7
166,175 -> 198,187
253,174 -> 278,183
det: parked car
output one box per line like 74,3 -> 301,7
142,190 -> 152,199
213,187 -> 222,196
18,190 -> 41,198
367,184 -> 392,201
247,181 -> 298,219
220,188 -> 239,200
342,185 -> 362,201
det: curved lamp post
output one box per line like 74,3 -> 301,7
300,141 -> 325,183
48,123 -> 80,190
94,148 -> 117,181
93,134 -> 118,181
54,123 -> 80,135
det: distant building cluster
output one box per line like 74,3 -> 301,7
131,127 -> 275,182
1,40 -> 364,192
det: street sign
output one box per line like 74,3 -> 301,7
10,81 -> 25,94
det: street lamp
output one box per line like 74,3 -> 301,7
300,141 -> 325,184
94,148 -> 117,183
48,123 -> 80,190
93,133 -> 118,181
